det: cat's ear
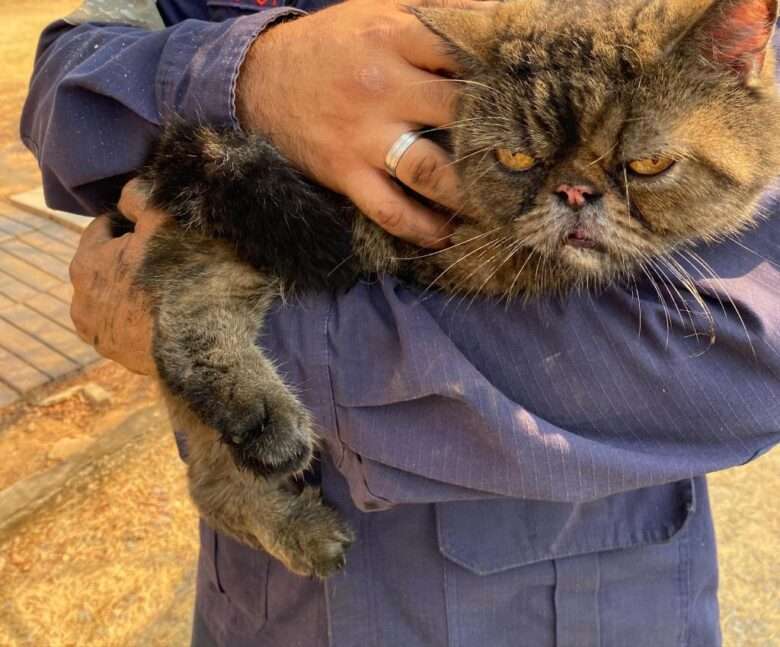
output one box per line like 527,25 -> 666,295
680,0 -> 778,87
411,8 -> 496,67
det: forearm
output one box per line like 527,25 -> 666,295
261,195 -> 780,509
20,4 -> 301,215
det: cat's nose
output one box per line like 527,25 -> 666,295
554,183 -> 601,210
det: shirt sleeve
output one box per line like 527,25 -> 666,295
260,191 -> 780,511
20,0 -> 304,216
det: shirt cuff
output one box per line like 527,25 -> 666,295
156,7 -> 305,128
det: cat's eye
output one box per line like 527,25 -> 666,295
627,156 -> 676,176
496,149 -> 537,172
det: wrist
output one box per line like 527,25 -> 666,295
236,16 -> 299,133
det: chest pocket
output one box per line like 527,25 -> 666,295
436,480 -> 695,647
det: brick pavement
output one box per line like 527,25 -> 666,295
0,199 -> 98,406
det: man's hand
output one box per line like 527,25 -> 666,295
70,0 -> 494,373
238,0 -> 496,248
69,180 -> 163,375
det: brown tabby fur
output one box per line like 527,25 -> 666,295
117,0 -> 780,577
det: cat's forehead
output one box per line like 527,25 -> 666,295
493,0 -> 712,71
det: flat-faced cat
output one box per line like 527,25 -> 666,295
112,0 -> 780,577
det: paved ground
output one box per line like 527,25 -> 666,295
0,3 -> 778,647
0,0 -> 99,406
0,201 -> 98,405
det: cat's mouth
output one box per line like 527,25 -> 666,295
564,227 -> 606,253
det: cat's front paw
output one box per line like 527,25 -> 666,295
225,392 -> 315,478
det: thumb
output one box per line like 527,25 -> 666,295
118,178 -> 169,231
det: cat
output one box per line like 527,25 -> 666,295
111,0 -> 780,577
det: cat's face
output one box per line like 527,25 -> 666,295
419,0 -> 780,291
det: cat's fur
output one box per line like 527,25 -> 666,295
113,0 -> 780,577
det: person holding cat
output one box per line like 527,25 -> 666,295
22,0 -> 780,646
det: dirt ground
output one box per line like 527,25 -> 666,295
0,368 -> 198,647
0,3 -> 778,647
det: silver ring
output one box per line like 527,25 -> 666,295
384,130 -> 423,178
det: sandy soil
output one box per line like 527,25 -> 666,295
0,399 -> 198,647
0,363 -> 158,491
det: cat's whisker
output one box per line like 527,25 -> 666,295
646,257 -> 700,337
639,263 -> 673,348
391,226 -> 504,262
587,142 -> 618,168
724,234 -> 780,271
507,248 -> 538,304
622,165 -> 631,226
679,250 -> 756,357
671,253 -> 728,320
460,237 -> 526,311
410,78 -> 502,98
477,239 -> 528,296
445,145 -> 497,169
444,150 -> 497,223
442,237 -> 513,312
672,253 -> 719,297
629,278 -> 643,339
657,254 -> 718,351
462,151 -> 497,188
416,120 -> 497,137
420,235 -> 506,298
416,117 -> 483,132
533,249 -> 548,294
422,115 -> 511,130
450,234 -> 514,309
327,252 -> 356,278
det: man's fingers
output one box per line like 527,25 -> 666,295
117,179 -> 149,223
76,213 -> 114,249
398,17 -> 462,74
70,215 -> 138,287
394,69 -> 459,127
400,0 -> 500,72
346,170 -> 454,248
70,215 -> 116,286
118,179 -> 168,231
383,132 -> 462,212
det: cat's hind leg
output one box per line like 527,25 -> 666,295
141,229 -> 314,477
171,395 -> 354,577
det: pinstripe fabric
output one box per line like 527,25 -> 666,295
314,196 -> 780,508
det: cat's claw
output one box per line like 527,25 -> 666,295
276,488 -> 355,579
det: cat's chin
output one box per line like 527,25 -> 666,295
558,244 -> 609,275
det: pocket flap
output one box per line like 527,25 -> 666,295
436,479 -> 695,575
